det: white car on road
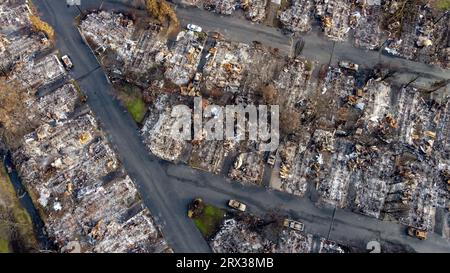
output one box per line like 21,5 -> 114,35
187,24 -> 202,33
283,219 -> 304,231
228,199 -> 246,212
61,55 -> 73,70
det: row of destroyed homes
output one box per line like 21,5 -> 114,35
178,0 -> 449,69
0,0 -> 170,253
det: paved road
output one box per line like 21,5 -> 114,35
33,0 -> 211,252
32,0 -> 450,252
83,0 -> 450,81
173,6 -> 450,81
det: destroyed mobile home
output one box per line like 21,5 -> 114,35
78,9 -> 450,240
209,211 -> 354,253
0,2 -> 170,253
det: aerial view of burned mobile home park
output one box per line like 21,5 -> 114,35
0,0 -> 449,254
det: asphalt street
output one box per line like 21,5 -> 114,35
31,0 -> 450,252
173,6 -> 450,81
33,0 -> 211,252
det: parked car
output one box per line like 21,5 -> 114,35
338,60 -> 359,71
228,199 -> 246,212
407,227 -> 427,240
187,24 -> 202,33
267,154 -> 276,166
61,55 -> 73,70
283,219 -> 304,231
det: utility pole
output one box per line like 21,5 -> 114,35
433,11 -> 449,25
426,79 -> 450,93
328,41 -> 336,66
403,75 -> 421,89
289,35 -> 294,58
326,205 -> 337,240
75,4 -> 83,16
378,38 -> 390,64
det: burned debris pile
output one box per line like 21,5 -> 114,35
1,1 -> 170,253
78,9 -> 450,241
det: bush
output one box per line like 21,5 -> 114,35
435,0 -> 450,10
192,204 -> 225,238
126,97 -> 147,123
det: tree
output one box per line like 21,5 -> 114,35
146,0 -> 179,26
0,79 -> 37,148
29,15 -> 55,40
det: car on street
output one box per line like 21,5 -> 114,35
267,154 -> 276,166
408,227 -> 428,240
187,24 -> 202,33
61,55 -> 73,70
283,219 -> 304,231
228,199 -> 246,212
338,60 -> 359,71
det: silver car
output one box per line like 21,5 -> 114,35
228,199 -> 246,212
187,24 -> 202,33
283,219 -> 304,231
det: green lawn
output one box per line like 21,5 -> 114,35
126,97 -> 146,123
0,166 -> 38,252
193,204 -> 226,238
435,0 -> 450,10
115,83 -> 147,124
0,238 -> 11,253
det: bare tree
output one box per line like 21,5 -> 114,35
0,78 -> 36,148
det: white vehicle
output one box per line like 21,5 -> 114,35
187,24 -> 202,33
228,199 -> 246,212
61,55 -> 73,70
338,60 -> 359,71
267,154 -> 276,166
283,219 -> 304,231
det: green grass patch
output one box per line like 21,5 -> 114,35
115,83 -> 147,124
70,79 -> 81,94
70,79 -> 87,102
435,0 -> 450,10
126,97 -> 146,123
0,166 -> 38,252
0,238 -> 11,253
193,204 -> 226,238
